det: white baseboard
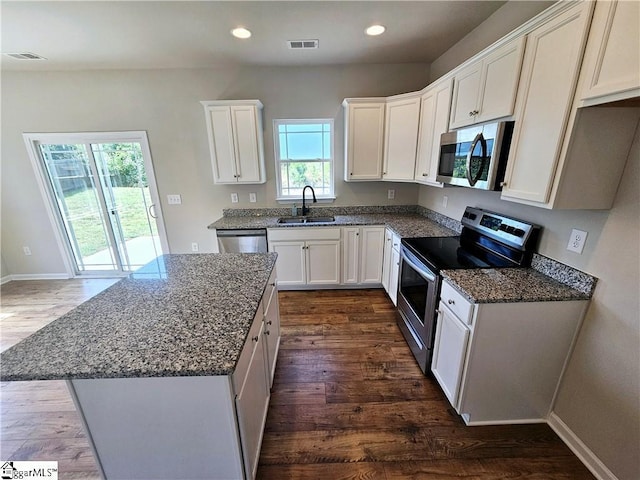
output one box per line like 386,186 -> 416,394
548,412 -> 618,480
0,275 -> 13,285
4,273 -> 71,283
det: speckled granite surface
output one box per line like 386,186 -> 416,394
531,254 -> 597,296
0,253 -> 277,381
441,268 -> 592,304
209,212 -> 458,239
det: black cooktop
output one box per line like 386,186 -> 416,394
402,235 -> 519,272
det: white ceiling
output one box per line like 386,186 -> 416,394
1,1 -> 512,71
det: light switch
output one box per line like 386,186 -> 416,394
167,194 -> 182,205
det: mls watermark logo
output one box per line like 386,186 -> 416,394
1,461 -> 58,480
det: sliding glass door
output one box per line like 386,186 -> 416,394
26,132 -> 167,275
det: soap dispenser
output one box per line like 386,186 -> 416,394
291,204 -> 298,216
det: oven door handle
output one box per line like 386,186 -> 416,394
401,247 -> 436,282
465,132 -> 487,187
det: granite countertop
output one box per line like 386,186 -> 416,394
208,213 -> 458,238
0,253 -> 277,382
441,268 -> 593,304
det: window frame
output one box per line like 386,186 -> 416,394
273,118 -> 335,202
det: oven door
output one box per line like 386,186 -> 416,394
396,246 -> 440,374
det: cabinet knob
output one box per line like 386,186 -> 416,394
422,173 -> 428,176
267,321 -> 272,325
265,330 -> 270,335
469,110 -> 479,116
270,282 -> 276,286
252,336 -> 259,342
350,172 -> 353,176
500,181 -> 507,187
448,299 -> 455,305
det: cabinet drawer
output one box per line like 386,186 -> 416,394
232,307 -> 264,394
267,227 -> 341,242
440,281 -> 474,325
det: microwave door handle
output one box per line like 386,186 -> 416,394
466,133 -> 487,186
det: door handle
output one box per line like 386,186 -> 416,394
148,204 -> 157,219
465,132 -> 487,187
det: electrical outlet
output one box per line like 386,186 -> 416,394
567,229 -> 587,254
191,242 -> 199,252
443,195 -> 448,208
231,193 -> 239,203
249,192 -> 257,203
167,194 -> 182,205
387,189 -> 395,200
23,246 -> 32,256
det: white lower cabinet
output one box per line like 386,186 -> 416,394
262,270 -> 280,388
268,228 -> 341,288
432,280 -> 588,425
381,228 -> 401,305
342,226 -> 385,285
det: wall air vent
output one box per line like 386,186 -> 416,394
4,52 -> 47,60
287,39 -> 319,50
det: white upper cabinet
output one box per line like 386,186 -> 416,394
343,99 -> 386,181
201,100 -> 266,184
501,2 -> 620,208
449,37 -> 526,129
414,77 -> 453,186
578,0 -> 640,105
382,94 -> 421,182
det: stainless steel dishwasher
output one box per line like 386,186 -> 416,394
216,229 -> 268,253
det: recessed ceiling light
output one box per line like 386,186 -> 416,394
365,24 -> 386,36
231,27 -> 252,39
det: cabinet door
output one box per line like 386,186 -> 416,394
415,79 -> 452,185
579,0 -> 640,103
359,227 -> 385,284
235,322 -> 270,480
263,286 -> 280,388
501,3 -> 591,204
342,227 -> 360,284
270,241 -> 306,286
476,36 -> 525,124
207,106 -> 238,183
381,229 -> 393,292
449,62 -> 482,129
388,245 -> 400,306
344,102 -> 385,181
306,240 -> 341,285
383,96 -> 421,181
231,105 -> 264,183
431,304 -> 470,408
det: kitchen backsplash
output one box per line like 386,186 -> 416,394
222,205 -> 420,217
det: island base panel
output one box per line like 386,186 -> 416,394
68,376 -> 244,480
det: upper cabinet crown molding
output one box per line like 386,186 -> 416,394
578,0 -> 640,106
201,100 -> 266,185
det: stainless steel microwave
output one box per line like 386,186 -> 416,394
437,121 -> 514,190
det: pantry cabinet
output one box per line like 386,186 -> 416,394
414,77 -> 452,186
449,37 -> 525,129
578,0 -> 640,106
201,100 -> 266,184
382,94 -> 421,182
268,228 -> 341,288
342,226 -> 385,285
343,99 -> 386,181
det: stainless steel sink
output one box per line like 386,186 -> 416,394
277,216 -> 335,224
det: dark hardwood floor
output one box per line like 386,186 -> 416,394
1,281 -> 594,479
257,289 -> 594,479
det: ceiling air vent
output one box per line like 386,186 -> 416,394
4,52 -> 47,60
287,39 -> 319,50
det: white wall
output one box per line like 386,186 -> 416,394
420,1 -> 640,477
1,64 -> 428,275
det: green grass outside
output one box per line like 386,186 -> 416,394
63,187 -> 158,257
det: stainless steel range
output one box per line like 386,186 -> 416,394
397,206 -> 541,374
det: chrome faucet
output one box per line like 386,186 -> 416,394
301,185 -> 317,216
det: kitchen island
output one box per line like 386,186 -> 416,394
1,253 -> 280,480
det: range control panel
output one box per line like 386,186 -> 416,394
461,207 -> 540,249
